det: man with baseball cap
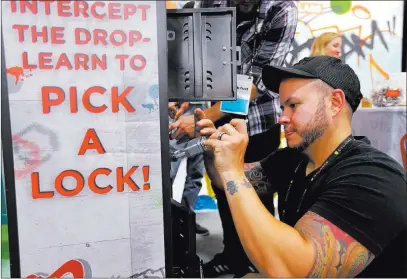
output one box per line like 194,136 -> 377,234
197,56 -> 406,277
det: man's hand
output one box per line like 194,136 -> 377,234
168,114 -> 195,139
168,102 -> 190,120
197,115 -> 223,188
203,119 -> 249,178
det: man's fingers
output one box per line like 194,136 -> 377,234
219,123 -> 239,136
173,102 -> 189,120
169,120 -> 180,131
200,127 -> 217,136
194,108 -> 207,120
197,119 -> 215,129
203,138 -> 221,150
172,127 -> 184,139
230,119 -> 248,135
180,102 -> 190,111
174,109 -> 184,120
213,131 -> 232,141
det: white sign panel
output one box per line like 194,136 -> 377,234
2,1 -> 166,277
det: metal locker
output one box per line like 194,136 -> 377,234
167,8 -> 237,101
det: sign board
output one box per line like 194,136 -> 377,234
1,1 -> 171,277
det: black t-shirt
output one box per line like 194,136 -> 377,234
260,136 -> 407,277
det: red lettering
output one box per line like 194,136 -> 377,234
115,55 -> 128,70
39,0 -> 55,15
93,29 -> 108,46
32,172 -> 54,199
38,52 -> 53,69
41,86 -> 65,113
129,31 -> 142,46
112,87 -> 135,113
21,0 -> 38,14
91,55 -> 106,70
89,168 -> 113,194
31,26 -> 48,43
123,4 -> 137,20
55,53 -> 73,70
138,5 -> 150,21
78,129 -> 106,155
12,24 -> 29,42
74,54 -> 89,70
117,167 -> 139,192
73,1 -> 89,18
90,1 -> 105,19
57,1 -> 72,17
55,170 -> 85,197
69,87 -> 78,113
130,55 -> 146,71
108,3 -> 121,19
75,28 -> 91,45
82,86 -> 107,113
22,52 -> 37,70
10,0 -> 17,13
110,30 -> 126,47
50,27 -> 65,44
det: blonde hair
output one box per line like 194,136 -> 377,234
310,32 -> 341,57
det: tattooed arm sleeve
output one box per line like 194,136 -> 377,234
244,163 -> 276,195
295,211 -> 375,278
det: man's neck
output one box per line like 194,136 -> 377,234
304,125 -> 352,171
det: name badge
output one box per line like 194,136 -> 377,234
220,74 -> 253,115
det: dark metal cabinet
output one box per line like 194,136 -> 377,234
167,8 -> 237,101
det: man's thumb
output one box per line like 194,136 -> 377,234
194,108 -> 207,120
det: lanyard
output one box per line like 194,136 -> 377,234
282,135 -> 355,221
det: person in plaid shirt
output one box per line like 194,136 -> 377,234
169,0 -> 297,277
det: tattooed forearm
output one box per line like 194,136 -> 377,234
295,212 -> 375,278
226,178 -> 253,195
226,181 -> 239,195
244,164 -> 275,194
242,177 -> 252,188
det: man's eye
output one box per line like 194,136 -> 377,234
289,103 -> 297,109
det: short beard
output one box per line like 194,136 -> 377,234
292,98 -> 329,151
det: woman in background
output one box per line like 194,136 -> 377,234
310,32 -> 342,58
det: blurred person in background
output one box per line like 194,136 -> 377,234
310,32 -> 342,59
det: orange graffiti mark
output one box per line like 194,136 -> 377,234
166,1 -> 177,9
352,5 -> 371,20
360,30 -> 401,47
369,54 -> 390,88
6,66 -> 32,85
12,135 -> 41,179
296,1 -> 324,15
401,134 -> 407,171
26,259 -> 91,278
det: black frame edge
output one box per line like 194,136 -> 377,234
156,1 -> 173,277
402,0 -> 406,72
1,27 -> 21,277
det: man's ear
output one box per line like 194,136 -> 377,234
330,89 -> 346,117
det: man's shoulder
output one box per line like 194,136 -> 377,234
330,137 -> 406,179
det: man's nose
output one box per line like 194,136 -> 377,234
278,114 -> 290,125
